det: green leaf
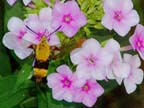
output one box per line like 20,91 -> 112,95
99,80 -> 118,94
14,64 -> 33,90
37,87 -> 48,108
0,75 -> 28,108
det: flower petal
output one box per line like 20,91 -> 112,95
113,62 -> 130,78
48,34 -> 60,46
132,69 -> 143,84
82,95 -> 97,107
113,22 -> 131,36
14,48 -> 33,59
39,7 -> 52,21
23,32 -> 39,44
105,39 -> 120,53
82,38 -> 100,53
70,48 -> 83,64
23,0 -> 31,5
7,0 -> 16,6
47,73 -> 61,88
2,32 -> 18,49
8,17 -> 25,33
124,79 -> 137,94
101,14 -> 114,30
123,10 -> 139,26
56,64 -> 73,76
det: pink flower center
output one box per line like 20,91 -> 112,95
135,37 -> 144,50
61,77 -> 72,88
113,11 -> 123,22
17,30 -> 26,40
63,14 -> 73,24
86,55 -> 97,66
82,83 -> 90,92
36,32 -> 44,41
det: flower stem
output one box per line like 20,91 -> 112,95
120,45 -> 133,52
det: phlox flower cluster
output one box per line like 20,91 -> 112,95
47,38 -> 143,107
3,1 -> 87,59
3,0 -> 144,107
47,64 -> 104,107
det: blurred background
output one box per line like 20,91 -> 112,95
0,0 -> 144,108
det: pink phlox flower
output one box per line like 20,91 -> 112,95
73,79 -> 104,107
47,64 -> 77,102
52,0 -> 87,37
102,0 -> 139,36
129,24 -> 144,60
7,0 -> 31,6
122,54 -> 143,94
70,38 -> 113,80
24,7 -> 60,46
2,17 -> 33,59
104,39 -> 131,84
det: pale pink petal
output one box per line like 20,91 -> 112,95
63,91 -> 73,102
106,67 -> 115,79
82,95 -> 97,107
123,53 -> 132,63
115,77 -> 123,85
2,32 -> 18,49
91,67 -> 106,80
124,79 -> 137,94
113,22 -> 131,36
64,1 -> 80,15
14,48 -> 33,59
123,10 -> 139,26
120,0 -> 133,12
73,91 -> 83,102
113,62 -> 130,78
70,48 -> 83,64
132,69 -> 143,84
99,49 -> 113,66
75,12 -> 87,27
52,1 -> 64,16
48,34 -> 60,46
105,39 -> 120,53
101,14 -> 114,30
82,38 -> 100,53
56,64 -> 73,76
52,87 -> 65,100
23,0 -> 31,5
39,7 -> 52,21
7,0 -> 16,6
76,64 -> 91,79
62,26 -> 79,37
23,32 -> 39,44
93,81 -> 104,97
8,17 -> 25,33
47,73 -> 61,88
131,55 -> 141,68
103,0 -> 121,12
104,0 -> 133,13
139,51 -> 144,60
26,14 -> 39,22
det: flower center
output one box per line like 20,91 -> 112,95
18,30 -> 26,40
87,55 -> 97,66
114,11 -> 123,22
82,83 -> 90,92
61,77 -> 72,88
136,37 -> 144,50
63,14 -> 73,24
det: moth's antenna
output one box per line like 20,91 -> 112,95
48,26 -> 61,36
26,25 -> 38,35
